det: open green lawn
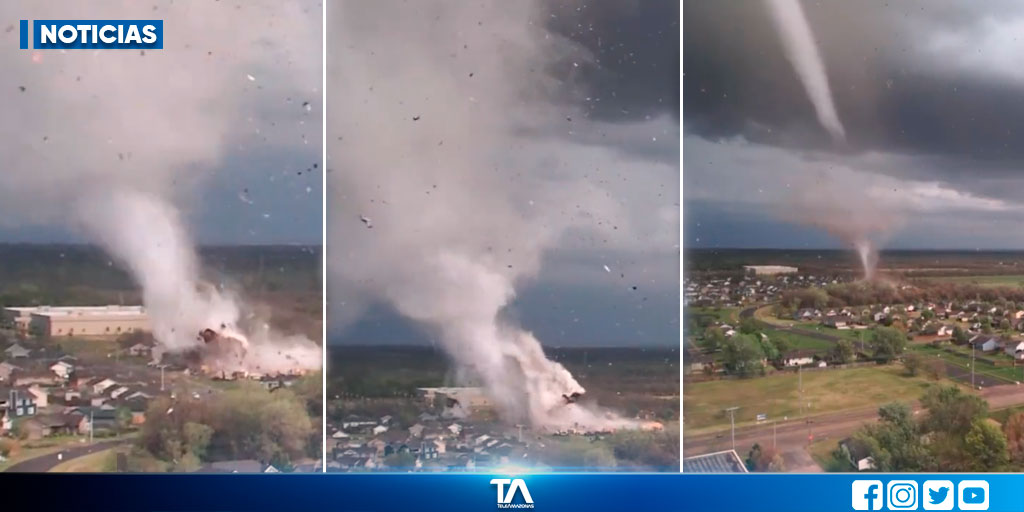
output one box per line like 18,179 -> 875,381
763,328 -> 834,353
910,344 -> 1023,383
754,305 -> 793,326
55,337 -> 119,363
0,445 -> 64,472
684,366 -> 939,432
49,448 -> 118,473
793,322 -> 866,341
688,307 -> 741,325
922,275 -> 1024,288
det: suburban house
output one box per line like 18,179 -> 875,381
4,343 -> 30,359
687,352 -> 714,374
682,450 -> 749,473
0,409 -> 11,433
839,438 -> 876,471
20,412 -> 88,439
1006,341 -> 1024,361
822,316 -> 849,329
13,369 -> 57,387
92,378 -> 117,395
0,361 -> 19,382
970,335 -> 1004,353
50,361 -> 74,379
793,308 -> 821,321
1,388 -> 37,417
128,343 -> 151,357
783,350 -> 816,367
26,385 -> 47,408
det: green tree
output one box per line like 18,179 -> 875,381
1001,318 -> 1012,332
739,317 -> 759,335
854,402 -> 931,471
921,386 -> 988,436
832,339 -> 854,364
921,309 -> 935,320
964,419 -> 1009,471
953,326 -> 969,344
870,327 -> 906,363
745,443 -> 785,472
182,422 -> 214,460
721,334 -> 764,378
902,353 -> 923,376
700,326 -> 725,353
1004,412 -> 1024,464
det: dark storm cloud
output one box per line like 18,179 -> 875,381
545,0 -> 679,123
684,0 -> 1024,162
686,1 -> 1024,249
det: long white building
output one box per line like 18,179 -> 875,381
3,305 -> 149,337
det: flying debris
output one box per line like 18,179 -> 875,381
412,115 -> 421,121
603,265 -> 611,273
562,392 -> 584,404
246,74 -> 256,81
359,215 -> 373,228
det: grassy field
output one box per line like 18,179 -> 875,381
55,337 -> 119,363
763,328 -> 834,352
683,366 -> 938,432
923,275 -> 1024,287
754,305 -> 793,326
910,344 -> 1022,383
793,322 -> 866,341
689,307 -> 741,324
49,448 -> 118,473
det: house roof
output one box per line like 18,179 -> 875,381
683,450 -> 748,473
784,349 -> 817,359
840,437 -> 872,463
199,460 -> 267,473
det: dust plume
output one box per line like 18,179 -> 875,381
329,0 -> 662,431
784,174 -> 901,280
765,0 -> 846,142
0,1 -> 321,373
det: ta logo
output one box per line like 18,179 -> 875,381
490,478 -> 535,509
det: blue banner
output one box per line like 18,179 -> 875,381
25,20 -> 163,49
0,473 -> 1022,511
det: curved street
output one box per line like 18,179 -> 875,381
5,439 -> 129,473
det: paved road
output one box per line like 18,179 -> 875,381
685,384 -> 1024,469
5,439 -> 129,473
740,306 -> 846,345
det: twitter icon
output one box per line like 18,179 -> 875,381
923,480 -> 955,510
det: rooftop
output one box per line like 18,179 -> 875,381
682,450 -> 748,473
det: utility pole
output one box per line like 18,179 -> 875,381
799,365 -> 804,416
158,364 -> 168,392
972,343 -> 976,388
725,407 -> 739,451
89,409 -> 94,443
772,420 -> 777,449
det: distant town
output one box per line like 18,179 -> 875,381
685,255 -> 1024,474
0,304 -> 318,473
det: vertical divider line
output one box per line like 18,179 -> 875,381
321,0 -> 329,473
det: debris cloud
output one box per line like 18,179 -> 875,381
329,0 -> 656,431
0,0 -> 321,374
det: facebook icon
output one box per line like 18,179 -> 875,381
852,480 -> 884,510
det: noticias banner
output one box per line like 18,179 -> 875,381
19,20 -> 163,50
0,474 -> 1023,511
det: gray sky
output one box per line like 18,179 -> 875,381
0,0 -> 322,245
686,0 -> 1024,249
